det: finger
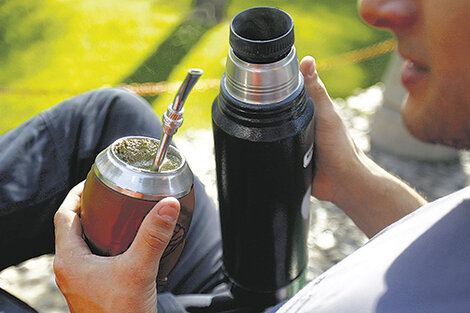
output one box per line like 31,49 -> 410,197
65,181 -> 85,213
125,197 -> 180,275
54,182 -> 91,254
300,56 -> 334,107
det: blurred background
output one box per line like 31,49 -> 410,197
0,0 -> 393,134
2,0 -> 468,312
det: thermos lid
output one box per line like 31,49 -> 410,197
230,7 -> 295,64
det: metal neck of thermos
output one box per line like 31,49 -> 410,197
223,6 -> 301,105
223,47 -> 302,105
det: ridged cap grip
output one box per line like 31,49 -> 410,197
230,7 -> 295,64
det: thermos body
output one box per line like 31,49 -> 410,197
212,6 -> 315,304
212,82 -> 314,297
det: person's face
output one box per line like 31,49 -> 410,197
359,0 -> 470,148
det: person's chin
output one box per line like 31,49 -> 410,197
401,96 -> 435,144
402,104 -> 468,149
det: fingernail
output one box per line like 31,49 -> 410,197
157,205 -> 179,222
308,59 -> 316,79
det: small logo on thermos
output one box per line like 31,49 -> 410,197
303,143 -> 314,168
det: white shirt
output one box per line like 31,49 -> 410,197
276,187 -> 470,312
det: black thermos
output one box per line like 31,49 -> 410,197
212,7 -> 315,306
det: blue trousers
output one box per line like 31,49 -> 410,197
0,88 -> 225,311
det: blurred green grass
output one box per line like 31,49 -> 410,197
0,0 -> 392,134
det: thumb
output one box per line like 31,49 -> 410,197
300,56 -> 334,107
125,197 -> 180,275
300,55 -> 345,133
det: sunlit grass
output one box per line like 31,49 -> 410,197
153,22 -> 229,130
0,0 -> 192,134
153,1 -> 392,130
0,0 -> 392,134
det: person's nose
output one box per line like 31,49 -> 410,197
358,0 -> 417,30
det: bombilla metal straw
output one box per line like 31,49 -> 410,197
151,68 -> 203,171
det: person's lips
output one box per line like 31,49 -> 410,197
401,59 -> 430,90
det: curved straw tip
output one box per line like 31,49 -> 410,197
188,68 -> 204,76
